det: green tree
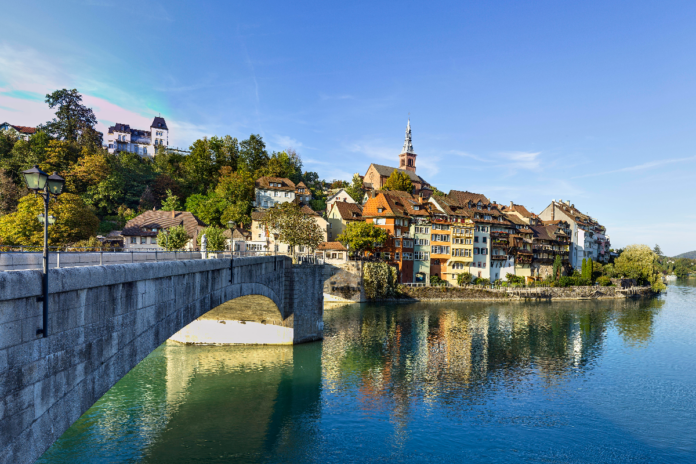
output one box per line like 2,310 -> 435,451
183,138 -> 217,195
214,167 -> 255,204
0,193 -> 99,246
0,168 -> 26,215
383,170 -> 413,192
221,201 -> 252,228
40,89 -> 97,142
587,258 -> 594,282
614,244 -> 666,292
653,244 -> 663,256
345,173 -> 364,203
457,272 -> 474,286
185,192 -> 229,227
196,226 -> 227,251
160,189 -> 181,211
336,221 -> 388,255
156,225 -> 189,250
581,258 -> 587,279
240,134 -> 269,172
258,150 -> 303,183
209,135 -> 240,172
553,255 -> 563,281
260,203 -> 324,257
430,186 -> 446,197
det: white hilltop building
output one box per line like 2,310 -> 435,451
104,116 -> 169,157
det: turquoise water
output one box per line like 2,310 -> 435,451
39,282 -> 696,463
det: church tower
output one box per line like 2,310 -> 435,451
398,119 -> 417,173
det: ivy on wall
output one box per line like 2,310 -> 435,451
363,262 -> 398,299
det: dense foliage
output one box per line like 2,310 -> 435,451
0,88 -> 336,246
614,244 -> 666,292
336,221 -> 388,254
364,262 -> 398,299
383,170 -> 413,192
260,203 -> 324,256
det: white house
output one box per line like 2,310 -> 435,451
104,116 -> 169,157
0,122 -> 36,140
326,188 -> 356,209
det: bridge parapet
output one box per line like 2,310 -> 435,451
0,256 -> 322,464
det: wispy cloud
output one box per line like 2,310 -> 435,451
572,156 -> 696,179
500,151 -> 542,171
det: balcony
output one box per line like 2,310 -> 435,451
491,255 -> 508,261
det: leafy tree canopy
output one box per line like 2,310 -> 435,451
156,225 -> 189,251
383,170 -> 413,193
260,203 -> 324,256
614,244 -> 666,292
197,226 -> 227,251
336,221 -> 388,254
40,89 -> 97,142
0,193 -> 99,246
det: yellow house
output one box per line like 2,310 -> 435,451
327,201 -> 363,241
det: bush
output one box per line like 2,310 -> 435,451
597,276 -> 612,286
474,277 -> 489,285
457,272 -> 473,286
505,273 -> 524,285
430,275 -> 443,285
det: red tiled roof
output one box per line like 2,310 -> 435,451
317,241 -> 348,251
255,176 -> 296,191
122,210 -> 206,238
333,202 -> 363,220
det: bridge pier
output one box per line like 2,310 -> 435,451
0,256 -> 323,464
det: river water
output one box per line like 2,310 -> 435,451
39,282 -> 696,463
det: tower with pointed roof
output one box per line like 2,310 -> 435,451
398,119 -> 417,173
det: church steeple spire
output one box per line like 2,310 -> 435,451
402,118 -> 414,154
399,118 -> 417,173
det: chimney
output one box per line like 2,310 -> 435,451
171,210 -> 176,219
510,201 -> 513,208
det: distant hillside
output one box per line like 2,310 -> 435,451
674,251 -> 696,259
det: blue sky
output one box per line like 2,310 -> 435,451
1,0 -> 696,255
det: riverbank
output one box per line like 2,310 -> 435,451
325,285 -> 658,304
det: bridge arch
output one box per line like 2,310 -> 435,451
0,256 -> 324,464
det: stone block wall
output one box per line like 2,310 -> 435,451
323,261 -> 365,302
287,265 -> 324,343
0,255 -> 324,464
0,251 -> 202,272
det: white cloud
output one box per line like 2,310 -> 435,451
500,151 -> 542,171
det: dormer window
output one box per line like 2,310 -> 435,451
487,205 -> 491,211
378,207 -> 384,213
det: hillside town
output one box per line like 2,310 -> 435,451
1,109 -> 613,285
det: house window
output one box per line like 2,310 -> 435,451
140,237 -> 147,244
483,237 -> 487,243
395,239 -> 401,248
403,240 -> 413,248
374,218 -> 386,225
474,236 -> 479,243
378,208 -> 384,213
403,252 -> 413,260
130,237 -> 137,244
151,237 -> 157,244
263,200 -> 268,207
285,192 -> 290,197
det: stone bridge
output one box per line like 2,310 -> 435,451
0,256 -> 324,464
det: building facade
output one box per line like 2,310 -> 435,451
105,117 -> 168,157
327,201 -> 362,241
120,210 -> 206,251
0,122 -> 36,140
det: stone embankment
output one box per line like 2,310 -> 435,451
397,285 -> 655,302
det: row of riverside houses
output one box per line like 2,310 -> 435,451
322,120 -> 611,284
105,119 -> 609,278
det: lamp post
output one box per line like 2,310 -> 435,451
22,166 -> 65,337
227,220 -> 236,253
273,233 -> 279,256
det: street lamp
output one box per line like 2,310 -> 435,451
273,233 -> 279,256
22,166 -> 65,337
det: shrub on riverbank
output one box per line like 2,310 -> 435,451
364,262 -> 398,299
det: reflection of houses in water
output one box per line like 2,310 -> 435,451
322,301 -> 659,410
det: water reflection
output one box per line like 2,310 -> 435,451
323,298 -> 664,403
40,292 -> 696,464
